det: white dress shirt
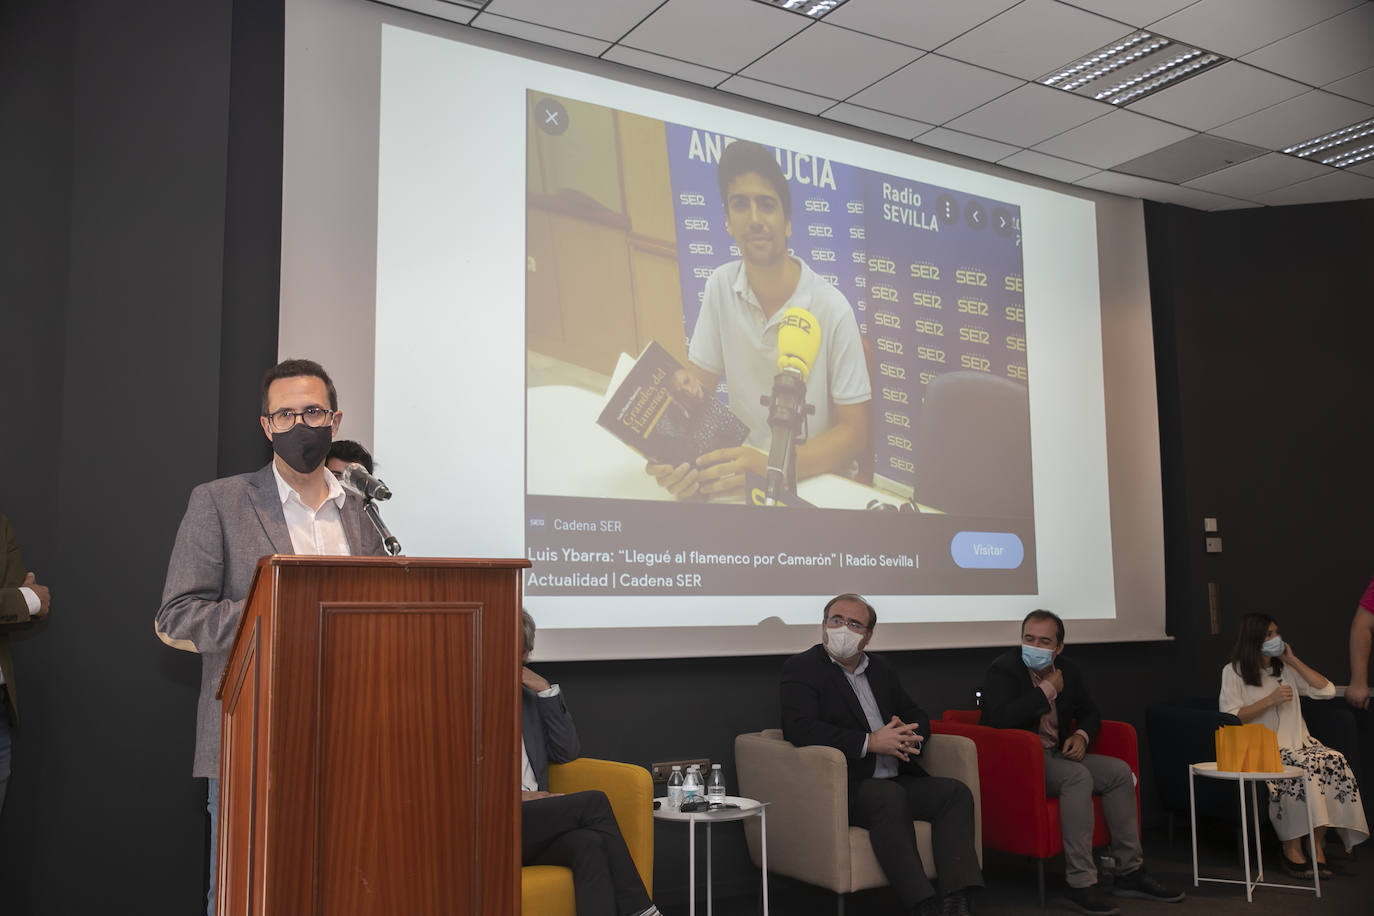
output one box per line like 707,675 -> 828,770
271,462 -> 351,556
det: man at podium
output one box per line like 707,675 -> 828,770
155,358 -> 385,915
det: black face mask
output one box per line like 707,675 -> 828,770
271,423 -> 333,474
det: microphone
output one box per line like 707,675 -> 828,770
761,307 -> 820,505
340,462 -> 393,501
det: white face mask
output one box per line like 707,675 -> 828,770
824,624 -> 864,661
1261,636 -> 1284,658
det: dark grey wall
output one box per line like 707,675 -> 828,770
2,1 -> 1372,912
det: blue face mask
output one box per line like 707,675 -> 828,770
1261,636 -> 1284,658
1021,644 -> 1055,670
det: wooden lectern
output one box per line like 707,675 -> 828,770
216,555 -> 530,916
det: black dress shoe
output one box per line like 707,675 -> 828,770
1280,855 -> 1314,879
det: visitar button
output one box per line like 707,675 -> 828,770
950,531 -> 1024,569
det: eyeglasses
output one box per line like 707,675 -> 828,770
264,406 -> 334,433
826,615 -> 871,633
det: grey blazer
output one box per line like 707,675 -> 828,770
156,463 -> 385,777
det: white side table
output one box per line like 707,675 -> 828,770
1188,762 -> 1320,901
653,795 -> 769,916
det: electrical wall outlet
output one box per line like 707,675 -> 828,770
649,758 -> 711,783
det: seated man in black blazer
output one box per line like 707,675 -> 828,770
520,610 -> 660,916
981,609 -> 1182,916
782,594 -> 982,916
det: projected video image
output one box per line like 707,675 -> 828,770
524,91 -> 1035,598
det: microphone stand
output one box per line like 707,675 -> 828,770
362,498 -> 402,556
760,370 -> 814,506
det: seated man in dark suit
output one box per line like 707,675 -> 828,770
782,594 -> 982,916
520,610 -> 660,916
981,609 -> 1182,915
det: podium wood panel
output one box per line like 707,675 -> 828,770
218,556 -> 528,916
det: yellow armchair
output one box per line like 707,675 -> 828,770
521,757 -> 655,915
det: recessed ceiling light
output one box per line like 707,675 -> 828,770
1283,118 -> 1374,168
750,0 -> 852,19
1039,31 -> 1226,106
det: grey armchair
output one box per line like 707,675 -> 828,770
734,728 -> 982,915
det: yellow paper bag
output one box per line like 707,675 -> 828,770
1215,724 -> 1282,772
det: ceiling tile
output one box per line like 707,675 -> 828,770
937,0 -> 1133,81
1073,169 -> 1254,208
1032,109 -> 1195,168
822,103 -> 933,140
600,45 -> 730,88
620,0 -> 807,74
823,0 -> 1021,51
1149,0 -> 1363,59
717,76 -> 835,116
1055,1 -> 1197,27
1151,185 -> 1259,210
1209,90 -> 1374,149
997,149 -> 1100,182
1182,152 -> 1334,196
916,128 -> 1022,163
946,82 -> 1108,146
378,0 -> 477,25
471,13 -> 611,56
848,54 -> 1019,125
742,23 -> 921,99
1327,67 -> 1374,105
1250,169 -> 1374,206
482,0 -> 662,41
1126,62 -> 1309,131
1241,3 -> 1374,87
1111,133 -> 1267,182
1349,159 -> 1374,178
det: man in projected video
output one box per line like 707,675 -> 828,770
647,139 -> 871,502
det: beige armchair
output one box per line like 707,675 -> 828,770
735,729 -> 981,915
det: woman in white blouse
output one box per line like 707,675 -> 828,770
1220,613 -> 1368,877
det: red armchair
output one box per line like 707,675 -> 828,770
931,709 -> 1139,904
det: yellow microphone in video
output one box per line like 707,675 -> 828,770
777,307 -> 820,381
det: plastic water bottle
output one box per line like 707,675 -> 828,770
666,765 -> 684,809
682,765 -> 701,804
707,763 -> 726,803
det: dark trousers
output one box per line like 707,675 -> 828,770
849,774 -> 983,909
522,790 -> 651,916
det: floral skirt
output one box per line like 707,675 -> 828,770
1265,738 -> 1370,847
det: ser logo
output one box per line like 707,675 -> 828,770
804,198 -> 831,212
1007,364 -> 1027,380
688,242 -> 714,256
917,345 -> 946,364
850,227 -> 866,240
887,434 -> 913,452
961,355 -> 991,371
873,312 -> 900,329
884,411 -> 911,428
919,371 -> 937,385
811,249 -> 836,262
679,192 -> 706,206
808,225 -> 833,238
868,258 -> 896,274
876,338 -> 903,355
1005,306 -> 1025,323
819,274 -> 839,285
957,299 -> 989,316
854,276 -> 867,288
683,218 -> 711,231
1006,335 -> 1026,352
871,285 -> 898,302
959,327 -> 990,345
880,363 -> 906,380
882,387 -> 909,405
1005,275 -> 1024,292
889,456 -> 915,474
692,267 -> 713,279
913,319 -> 943,337
910,263 -> 940,280
912,292 -> 942,309
846,201 -> 864,214
955,269 -> 988,287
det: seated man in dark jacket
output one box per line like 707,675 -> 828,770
782,594 -> 982,916
520,610 -> 660,916
982,610 -> 1181,915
